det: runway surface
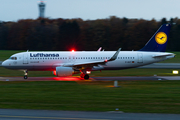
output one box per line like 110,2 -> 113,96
0,76 -> 180,81
1,109 -> 180,120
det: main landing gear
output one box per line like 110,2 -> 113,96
24,70 -> 28,79
80,71 -> 89,80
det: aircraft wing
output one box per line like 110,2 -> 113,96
152,53 -> 175,58
63,48 -> 121,69
72,60 -> 107,67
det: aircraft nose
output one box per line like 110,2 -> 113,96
2,60 -> 7,67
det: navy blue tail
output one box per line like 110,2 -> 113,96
139,24 -> 171,52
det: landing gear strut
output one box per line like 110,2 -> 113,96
80,70 -> 90,80
24,70 -> 28,79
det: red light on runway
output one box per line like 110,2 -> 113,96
53,77 -> 82,81
71,49 -> 75,52
53,77 -> 93,81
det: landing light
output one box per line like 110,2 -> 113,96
172,70 -> 179,74
87,71 -> 91,74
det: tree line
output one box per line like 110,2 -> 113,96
0,17 -> 180,51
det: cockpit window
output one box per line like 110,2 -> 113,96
9,57 -> 17,60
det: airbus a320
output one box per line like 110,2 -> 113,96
2,24 -> 175,79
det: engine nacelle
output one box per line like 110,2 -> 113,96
55,67 -> 78,77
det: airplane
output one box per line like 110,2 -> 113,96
2,24 -> 175,79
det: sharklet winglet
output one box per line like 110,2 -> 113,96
108,48 -> 121,61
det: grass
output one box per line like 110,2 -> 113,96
0,80 -> 180,113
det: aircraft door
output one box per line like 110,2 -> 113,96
23,53 -> 28,64
137,53 -> 143,63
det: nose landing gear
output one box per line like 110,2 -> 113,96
24,70 -> 28,79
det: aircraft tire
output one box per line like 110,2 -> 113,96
24,75 -> 28,79
84,74 -> 89,80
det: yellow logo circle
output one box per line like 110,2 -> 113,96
155,32 -> 167,44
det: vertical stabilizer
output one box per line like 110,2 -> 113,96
139,24 -> 171,52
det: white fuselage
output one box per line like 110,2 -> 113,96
2,51 -> 174,71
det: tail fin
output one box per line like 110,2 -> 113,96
139,24 -> 171,52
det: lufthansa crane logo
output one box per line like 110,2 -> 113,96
155,32 -> 167,44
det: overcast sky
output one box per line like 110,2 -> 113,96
0,0 -> 179,22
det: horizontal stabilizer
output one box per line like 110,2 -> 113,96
152,53 -> 175,58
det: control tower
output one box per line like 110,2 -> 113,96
38,1 -> 46,18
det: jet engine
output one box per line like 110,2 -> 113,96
55,67 -> 79,77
